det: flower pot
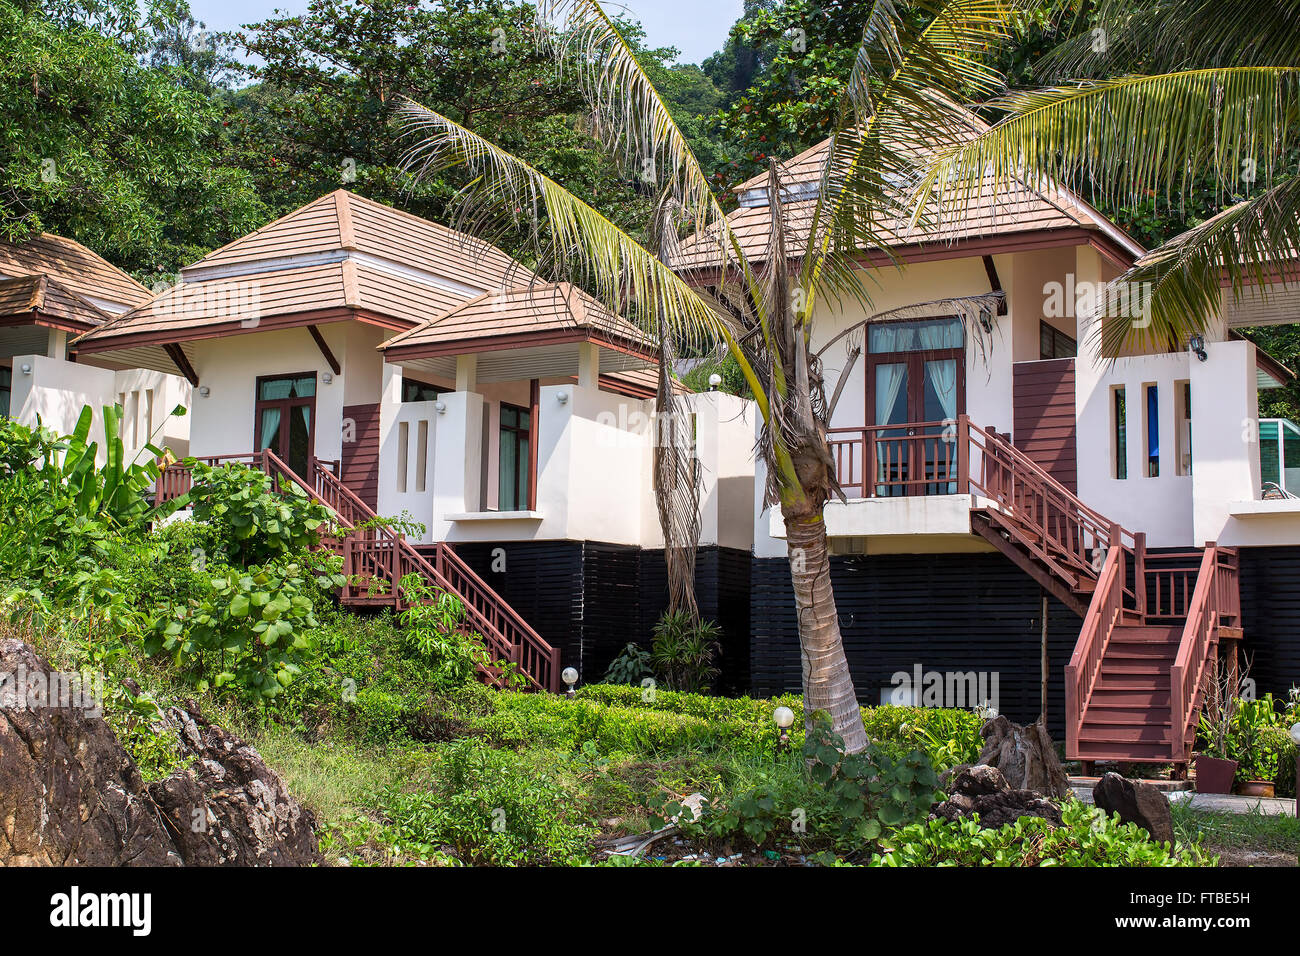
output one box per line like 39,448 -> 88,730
1194,755 -> 1238,794
1236,779 -> 1276,798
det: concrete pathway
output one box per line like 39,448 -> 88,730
1071,784 -> 1297,816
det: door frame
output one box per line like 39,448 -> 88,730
253,371 -> 318,467
864,330 -> 966,425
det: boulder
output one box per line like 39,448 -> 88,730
976,716 -> 1071,798
149,705 -> 321,866
1093,772 -> 1175,847
0,639 -> 182,865
0,639 -> 320,866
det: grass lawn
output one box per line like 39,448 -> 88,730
1171,802 -> 1299,867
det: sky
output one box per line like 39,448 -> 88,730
186,0 -> 746,65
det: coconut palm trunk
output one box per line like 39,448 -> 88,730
396,0 -> 1018,749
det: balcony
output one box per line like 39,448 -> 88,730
827,419 -> 973,499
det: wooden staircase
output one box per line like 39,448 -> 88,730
956,419 -> 1241,771
156,450 -> 561,692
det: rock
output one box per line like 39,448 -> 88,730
976,716 -> 1071,798
0,639 -> 320,866
932,760 -> 1063,829
1093,772 -> 1175,847
149,705 -> 321,866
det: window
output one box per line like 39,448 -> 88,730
396,421 -> 409,493
1175,381 -> 1192,476
498,402 -> 531,511
1040,321 -> 1077,360
0,366 -> 10,418
1144,384 -> 1160,477
402,377 -> 440,403
1113,387 -> 1128,480
868,316 -> 964,353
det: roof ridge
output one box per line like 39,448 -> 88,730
34,233 -> 152,295
185,192 -> 342,271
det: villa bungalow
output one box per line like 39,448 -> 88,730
674,135 -> 1300,770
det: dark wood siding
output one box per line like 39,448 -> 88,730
439,541 -> 750,690
1013,358 -> 1077,492
340,402 -> 380,509
1238,546 -> 1300,698
751,553 -> 1082,738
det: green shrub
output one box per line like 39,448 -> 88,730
397,574 -> 488,691
184,461 -> 335,564
872,801 -> 1217,867
649,610 -> 721,693
375,739 -> 594,865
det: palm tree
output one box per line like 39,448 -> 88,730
915,0 -> 1300,357
397,0 -> 1017,751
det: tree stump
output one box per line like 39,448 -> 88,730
975,715 -> 1070,798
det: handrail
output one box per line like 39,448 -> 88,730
1064,544 -> 1126,758
1170,544 -> 1239,761
153,451 -> 560,693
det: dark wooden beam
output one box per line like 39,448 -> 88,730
162,343 -> 199,387
527,378 -> 540,512
982,255 -> 1009,316
308,325 -> 342,375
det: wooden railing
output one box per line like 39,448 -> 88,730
1064,544 -> 1126,758
152,451 -> 560,693
827,421 -> 961,498
1144,551 -> 1204,622
1170,544 -> 1239,761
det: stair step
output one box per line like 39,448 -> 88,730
1082,710 -> 1172,726
1103,644 -> 1179,660
1079,725 -> 1173,744
1100,661 -> 1172,676
1110,627 -> 1182,642
1073,742 -> 1177,761
1090,689 -> 1172,707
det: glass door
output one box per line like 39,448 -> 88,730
498,402 -> 531,511
254,373 -> 316,477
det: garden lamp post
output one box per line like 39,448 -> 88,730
562,667 -> 579,699
1290,722 -> 1300,819
774,706 -> 795,752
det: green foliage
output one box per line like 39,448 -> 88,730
873,801 -> 1217,867
373,738 -> 594,865
396,573 -> 488,691
185,461 -> 335,564
0,0 -> 267,275
803,713 -> 941,848
649,610 -> 721,693
147,559 -> 343,701
602,641 -> 654,685
864,706 -> 986,770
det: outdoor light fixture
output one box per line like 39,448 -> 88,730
557,391 -> 569,404
434,401 -> 446,414
1290,722 -> 1300,818
198,386 -> 210,397
562,667 -> 579,698
708,373 -> 722,391
1189,334 -> 1208,362
322,372 -> 333,384
773,705 -> 795,750
19,363 -> 31,375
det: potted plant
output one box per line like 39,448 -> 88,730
1193,666 -> 1238,794
1232,695 -> 1284,797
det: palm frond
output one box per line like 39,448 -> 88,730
535,0 -> 755,286
916,68 -> 1300,227
1038,0 -> 1300,78
1098,173 -> 1300,356
801,0 -> 1017,315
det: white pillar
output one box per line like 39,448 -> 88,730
455,353 -> 477,392
430,390 -> 485,535
577,342 -> 600,389
1191,339 -> 1260,544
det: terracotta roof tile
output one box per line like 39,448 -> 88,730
0,274 -> 113,328
0,234 -> 150,310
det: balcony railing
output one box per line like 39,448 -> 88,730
828,420 -> 967,499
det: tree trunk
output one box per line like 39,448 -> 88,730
783,507 -> 868,753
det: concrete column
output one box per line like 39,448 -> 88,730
430,390 -> 485,535
1191,339 -> 1260,544
455,353 -> 477,392
577,342 -> 600,389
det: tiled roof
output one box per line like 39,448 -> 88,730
675,136 -> 1143,271
381,282 -> 652,353
0,233 -> 150,311
76,191 -> 532,347
0,274 -> 113,329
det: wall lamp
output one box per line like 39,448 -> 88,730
1189,334 -> 1208,362
198,386 -> 210,398
322,372 -> 333,384
434,400 -> 446,414
557,391 -> 569,405
708,373 -> 722,392
19,363 -> 32,375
